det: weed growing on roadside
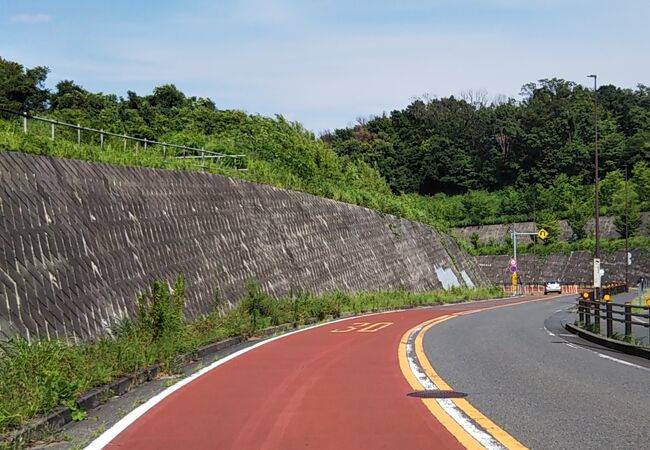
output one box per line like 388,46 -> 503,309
137,275 -> 185,341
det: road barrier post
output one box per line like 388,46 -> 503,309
593,301 -> 600,332
578,300 -> 584,324
585,300 -> 592,327
605,302 -> 613,338
624,303 -> 632,338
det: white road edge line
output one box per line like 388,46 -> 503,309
555,322 -> 650,372
597,353 -> 650,371
84,309 -> 403,449
406,324 -> 504,450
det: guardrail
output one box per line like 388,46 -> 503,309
500,283 -> 597,296
576,283 -> 649,343
0,107 -> 247,171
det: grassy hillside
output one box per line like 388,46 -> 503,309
0,111 -> 457,231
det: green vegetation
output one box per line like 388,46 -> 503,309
467,235 -> 650,257
0,279 -> 504,437
3,57 -> 650,235
325,80 -> 650,228
0,57 -> 453,232
574,323 -> 648,347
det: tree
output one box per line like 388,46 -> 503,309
498,187 -> 528,217
0,58 -> 49,112
566,198 -> 591,240
470,232 -> 481,250
536,210 -> 561,244
49,80 -> 86,110
149,84 -> 186,112
632,161 -> 650,209
612,179 -> 642,238
614,205 -> 641,238
599,170 -> 625,213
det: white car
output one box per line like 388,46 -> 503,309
544,281 -> 562,295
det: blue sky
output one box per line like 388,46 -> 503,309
1,1 -> 649,133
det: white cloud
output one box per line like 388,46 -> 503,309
10,14 -> 52,24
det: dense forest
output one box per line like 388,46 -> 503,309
325,79 -> 650,193
325,79 -> 650,229
1,56 -> 649,242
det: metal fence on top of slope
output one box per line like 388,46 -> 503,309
0,107 -> 247,171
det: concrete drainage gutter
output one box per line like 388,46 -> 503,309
565,323 -> 650,359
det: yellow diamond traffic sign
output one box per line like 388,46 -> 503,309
537,228 -> 549,240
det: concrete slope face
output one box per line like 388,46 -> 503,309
0,151 -> 486,341
477,250 -> 650,285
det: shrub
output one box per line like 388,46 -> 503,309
137,275 -> 186,341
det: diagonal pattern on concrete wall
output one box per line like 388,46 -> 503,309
0,151 -> 486,341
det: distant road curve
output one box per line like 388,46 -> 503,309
422,294 -> 650,450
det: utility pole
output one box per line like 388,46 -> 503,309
625,163 -> 629,291
588,74 -> 601,299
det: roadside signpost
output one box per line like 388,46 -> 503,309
509,228 -> 548,295
509,259 -> 518,293
593,258 -> 602,288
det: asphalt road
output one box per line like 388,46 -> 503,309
422,294 -> 650,450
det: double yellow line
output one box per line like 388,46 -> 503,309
399,314 -> 527,450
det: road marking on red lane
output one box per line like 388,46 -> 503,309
86,295 -> 555,449
84,312 -> 392,450
331,321 -> 393,333
398,296 -> 564,449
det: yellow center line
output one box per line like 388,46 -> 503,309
398,297 -> 550,449
399,316 -> 485,450
415,320 -> 527,449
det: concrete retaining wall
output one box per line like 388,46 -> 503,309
0,151 -> 486,341
477,249 -> 650,285
454,214 -> 650,245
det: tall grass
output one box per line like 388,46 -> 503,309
0,280 -> 503,436
0,118 -> 450,230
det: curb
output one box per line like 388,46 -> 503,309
564,323 -> 650,359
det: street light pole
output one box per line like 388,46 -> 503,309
588,74 -> 600,299
625,163 -> 629,291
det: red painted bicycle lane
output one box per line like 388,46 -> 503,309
100,297 -> 545,449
